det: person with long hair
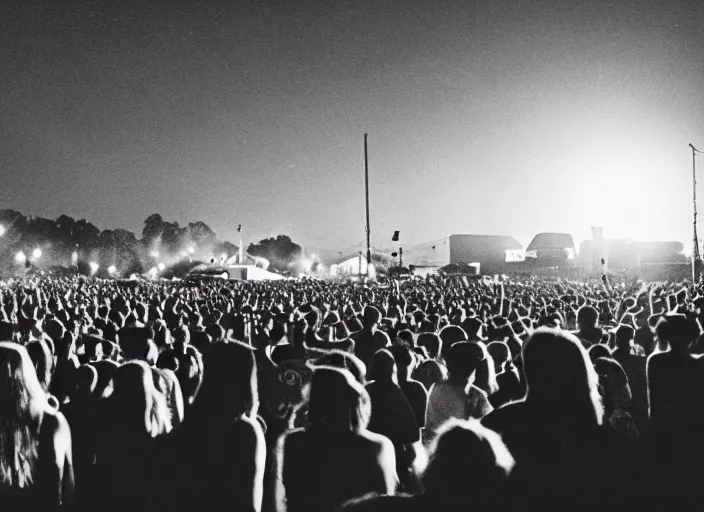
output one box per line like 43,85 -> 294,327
0,342 -> 74,509
482,328 -> 628,510
275,366 -> 398,512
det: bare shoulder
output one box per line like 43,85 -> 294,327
41,408 -> 70,439
359,429 -> 394,456
40,408 -> 72,458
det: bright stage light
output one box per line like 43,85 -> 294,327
150,251 -> 159,258
0,225 -> 5,236
15,252 -> 26,264
32,248 -> 42,259
157,262 -> 166,271
187,246 -> 195,254
108,265 -> 117,275
89,261 -> 99,274
301,259 -> 313,272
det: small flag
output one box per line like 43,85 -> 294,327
432,245 -> 435,250
237,224 -> 242,232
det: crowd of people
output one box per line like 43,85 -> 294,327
1,271 -> 704,510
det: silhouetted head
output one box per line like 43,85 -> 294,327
522,328 -> 603,426
396,329 -> 415,347
615,324 -> 635,351
588,344 -> 611,365
440,325 -> 468,360
577,306 -> 599,330
655,313 -> 699,352
417,332 -> 442,360
446,342 -> 485,386
363,306 -> 382,329
119,326 -> 158,364
486,342 -> 510,373
368,349 -> 396,383
461,317 -> 484,340
193,341 -> 259,424
422,418 -> 515,509
389,344 -> 414,380
307,366 -> 371,433
412,359 -> 448,391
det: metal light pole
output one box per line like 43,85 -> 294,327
690,143 -> 703,283
364,134 -> 371,275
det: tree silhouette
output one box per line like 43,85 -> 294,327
247,235 -> 304,272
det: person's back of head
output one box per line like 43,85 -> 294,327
389,344 -> 414,379
193,341 -> 258,424
615,324 -> 636,352
118,326 -> 157,364
363,306 -> 382,329
588,343 -> 611,365
461,317 -> 484,340
190,331 -> 211,354
368,349 -> 396,383
396,329 -> 415,347
307,366 -> 370,433
446,342 -> 484,386
205,324 -> 225,343
417,332 -> 442,360
577,306 -> 599,330
439,325 -> 468,361
45,318 -> 66,344
522,328 -> 603,426
157,350 -> 179,373
412,359 -> 448,391
487,342 -> 509,373
422,418 -> 515,509
655,313 -> 699,353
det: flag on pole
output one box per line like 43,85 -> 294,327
237,224 -> 242,232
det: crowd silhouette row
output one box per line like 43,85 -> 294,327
1,273 -> 704,511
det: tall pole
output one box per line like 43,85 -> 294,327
364,134 -> 371,274
691,144 -> 702,283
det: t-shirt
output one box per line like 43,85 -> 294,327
425,381 -> 492,439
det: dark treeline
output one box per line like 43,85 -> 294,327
0,210 -> 238,278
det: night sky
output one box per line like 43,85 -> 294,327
1,0 -> 703,259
